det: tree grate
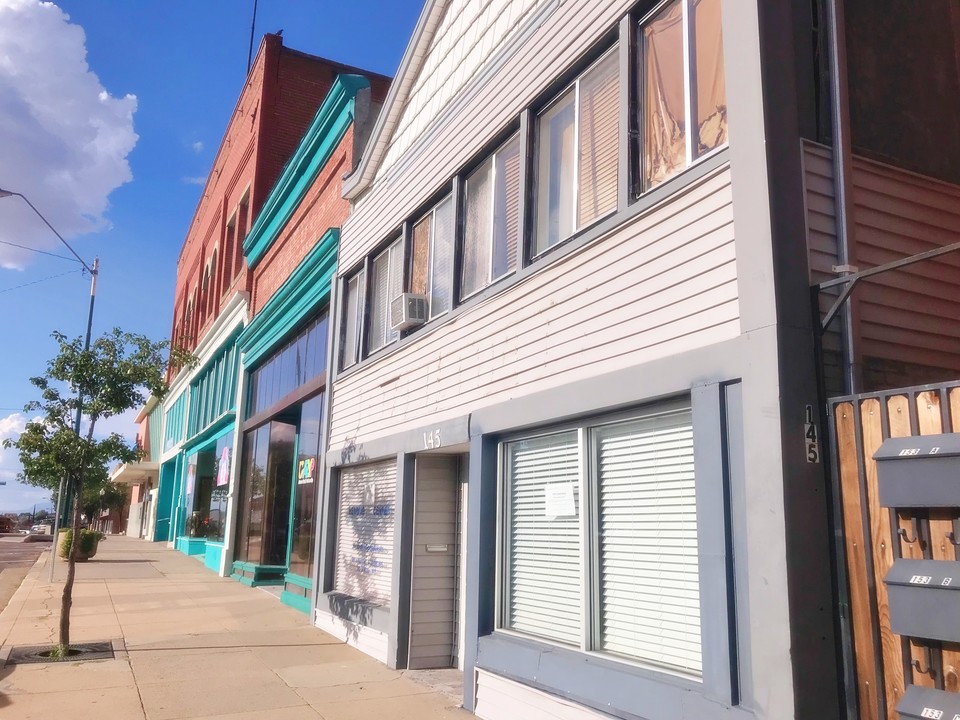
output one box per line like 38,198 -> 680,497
4,641 -> 114,665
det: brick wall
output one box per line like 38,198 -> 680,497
168,35 -> 390,362
250,128 -> 355,316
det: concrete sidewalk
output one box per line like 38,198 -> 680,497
0,536 -> 470,719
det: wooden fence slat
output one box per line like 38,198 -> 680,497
915,391 -> 960,691
887,395 -> 936,689
951,388 -> 960,432
836,402 -> 882,720
861,397 -> 904,719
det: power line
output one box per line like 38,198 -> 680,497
0,238 -> 80,263
0,268 -> 83,295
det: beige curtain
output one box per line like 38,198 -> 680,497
695,0 -> 727,155
644,0 -> 686,188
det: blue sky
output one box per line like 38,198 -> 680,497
0,0 -> 420,512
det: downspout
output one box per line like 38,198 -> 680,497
825,0 -> 860,393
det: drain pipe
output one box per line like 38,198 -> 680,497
825,0 -> 860,394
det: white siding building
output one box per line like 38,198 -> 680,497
312,1 -> 859,719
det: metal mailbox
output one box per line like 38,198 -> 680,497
897,684 -> 960,719
875,433 -> 960,508
885,559 -> 960,643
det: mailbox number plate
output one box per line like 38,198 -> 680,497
920,708 -> 942,719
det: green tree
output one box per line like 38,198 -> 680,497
4,329 -> 186,656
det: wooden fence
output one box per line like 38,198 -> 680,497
830,381 -> 960,720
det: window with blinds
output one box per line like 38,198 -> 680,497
334,461 -> 397,607
366,238 -> 403,354
500,404 -> 702,680
461,134 -> 521,300
411,196 -> 455,320
535,47 -> 620,255
341,271 -> 363,369
504,432 -> 582,645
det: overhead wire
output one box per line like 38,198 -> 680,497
0,268 -> 83,295
0,238 -> 80,263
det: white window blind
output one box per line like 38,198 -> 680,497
342,273 -> 362,368
366,239 -> 402,354
335,461 -> 397,607
578,50 -> 620,227
430,196 -> 454,317
595,410 -> 701,677
505,431 -> 581,645
462,158 -> 493,299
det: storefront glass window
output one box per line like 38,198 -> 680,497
184,450 -> 215,539
206,430 -> 234,543
288,393 -> 324,579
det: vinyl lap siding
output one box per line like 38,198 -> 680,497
329,168 -> 737,449
802,141 -> 843,395
378,0 -> 551,178
851,156 -> 960,376
340,0 -> 635,273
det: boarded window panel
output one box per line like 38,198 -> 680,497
494,135 -> 521,279
411,218 -> 431,296
462,158 -> 493,300
334,461 -> 397,607
578,50 -> 620,227
430,196 -> 454,317
694,0 -> 727,156
643,0 -> 686,189
505,432 -> 581,645
595,409 -> 701,678
535,90 -> 576,254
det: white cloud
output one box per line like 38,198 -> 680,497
181,176 -> 206,186
191,140 -> 203,153
0,0 -> 138,269
0,412 -> 54,513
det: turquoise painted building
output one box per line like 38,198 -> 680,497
228,74 -> 376,613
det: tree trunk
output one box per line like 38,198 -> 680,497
58,474 -> 84,650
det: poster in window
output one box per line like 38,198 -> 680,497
216,446 -> 231,486
186,462 -> 196,495
297,457 -> 316,485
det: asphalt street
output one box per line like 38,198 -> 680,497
0,538 -> 45,616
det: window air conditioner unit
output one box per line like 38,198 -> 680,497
390,293 -> 428,331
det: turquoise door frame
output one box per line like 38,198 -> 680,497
154,459 -> 177,542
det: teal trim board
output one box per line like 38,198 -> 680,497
239,229 -> 338,369
204,542 -> 224,573
176,536 -> 206,556
243,74 -> 370,268
182,413 -> 236,454
230,561 -> 286,587
281,573 -> 312,614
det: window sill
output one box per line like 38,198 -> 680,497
335,148 -> 730,384
476,631 -> 717,719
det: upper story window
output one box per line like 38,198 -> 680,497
341,271 -> 364,370
535,48 -> 620,256
411,196 -> 455,319
367,238 -> 403,355
641,0 -> 727,189
337,1 -> 728,373
461,134 -> 521,300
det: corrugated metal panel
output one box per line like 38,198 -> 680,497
341,0 -> 635,273
408,455 -> 460,670
329,168 -> 737,449
334,461 -> 397,607
148,404 -> 163,463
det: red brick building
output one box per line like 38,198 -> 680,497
170,33 -> 388,355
